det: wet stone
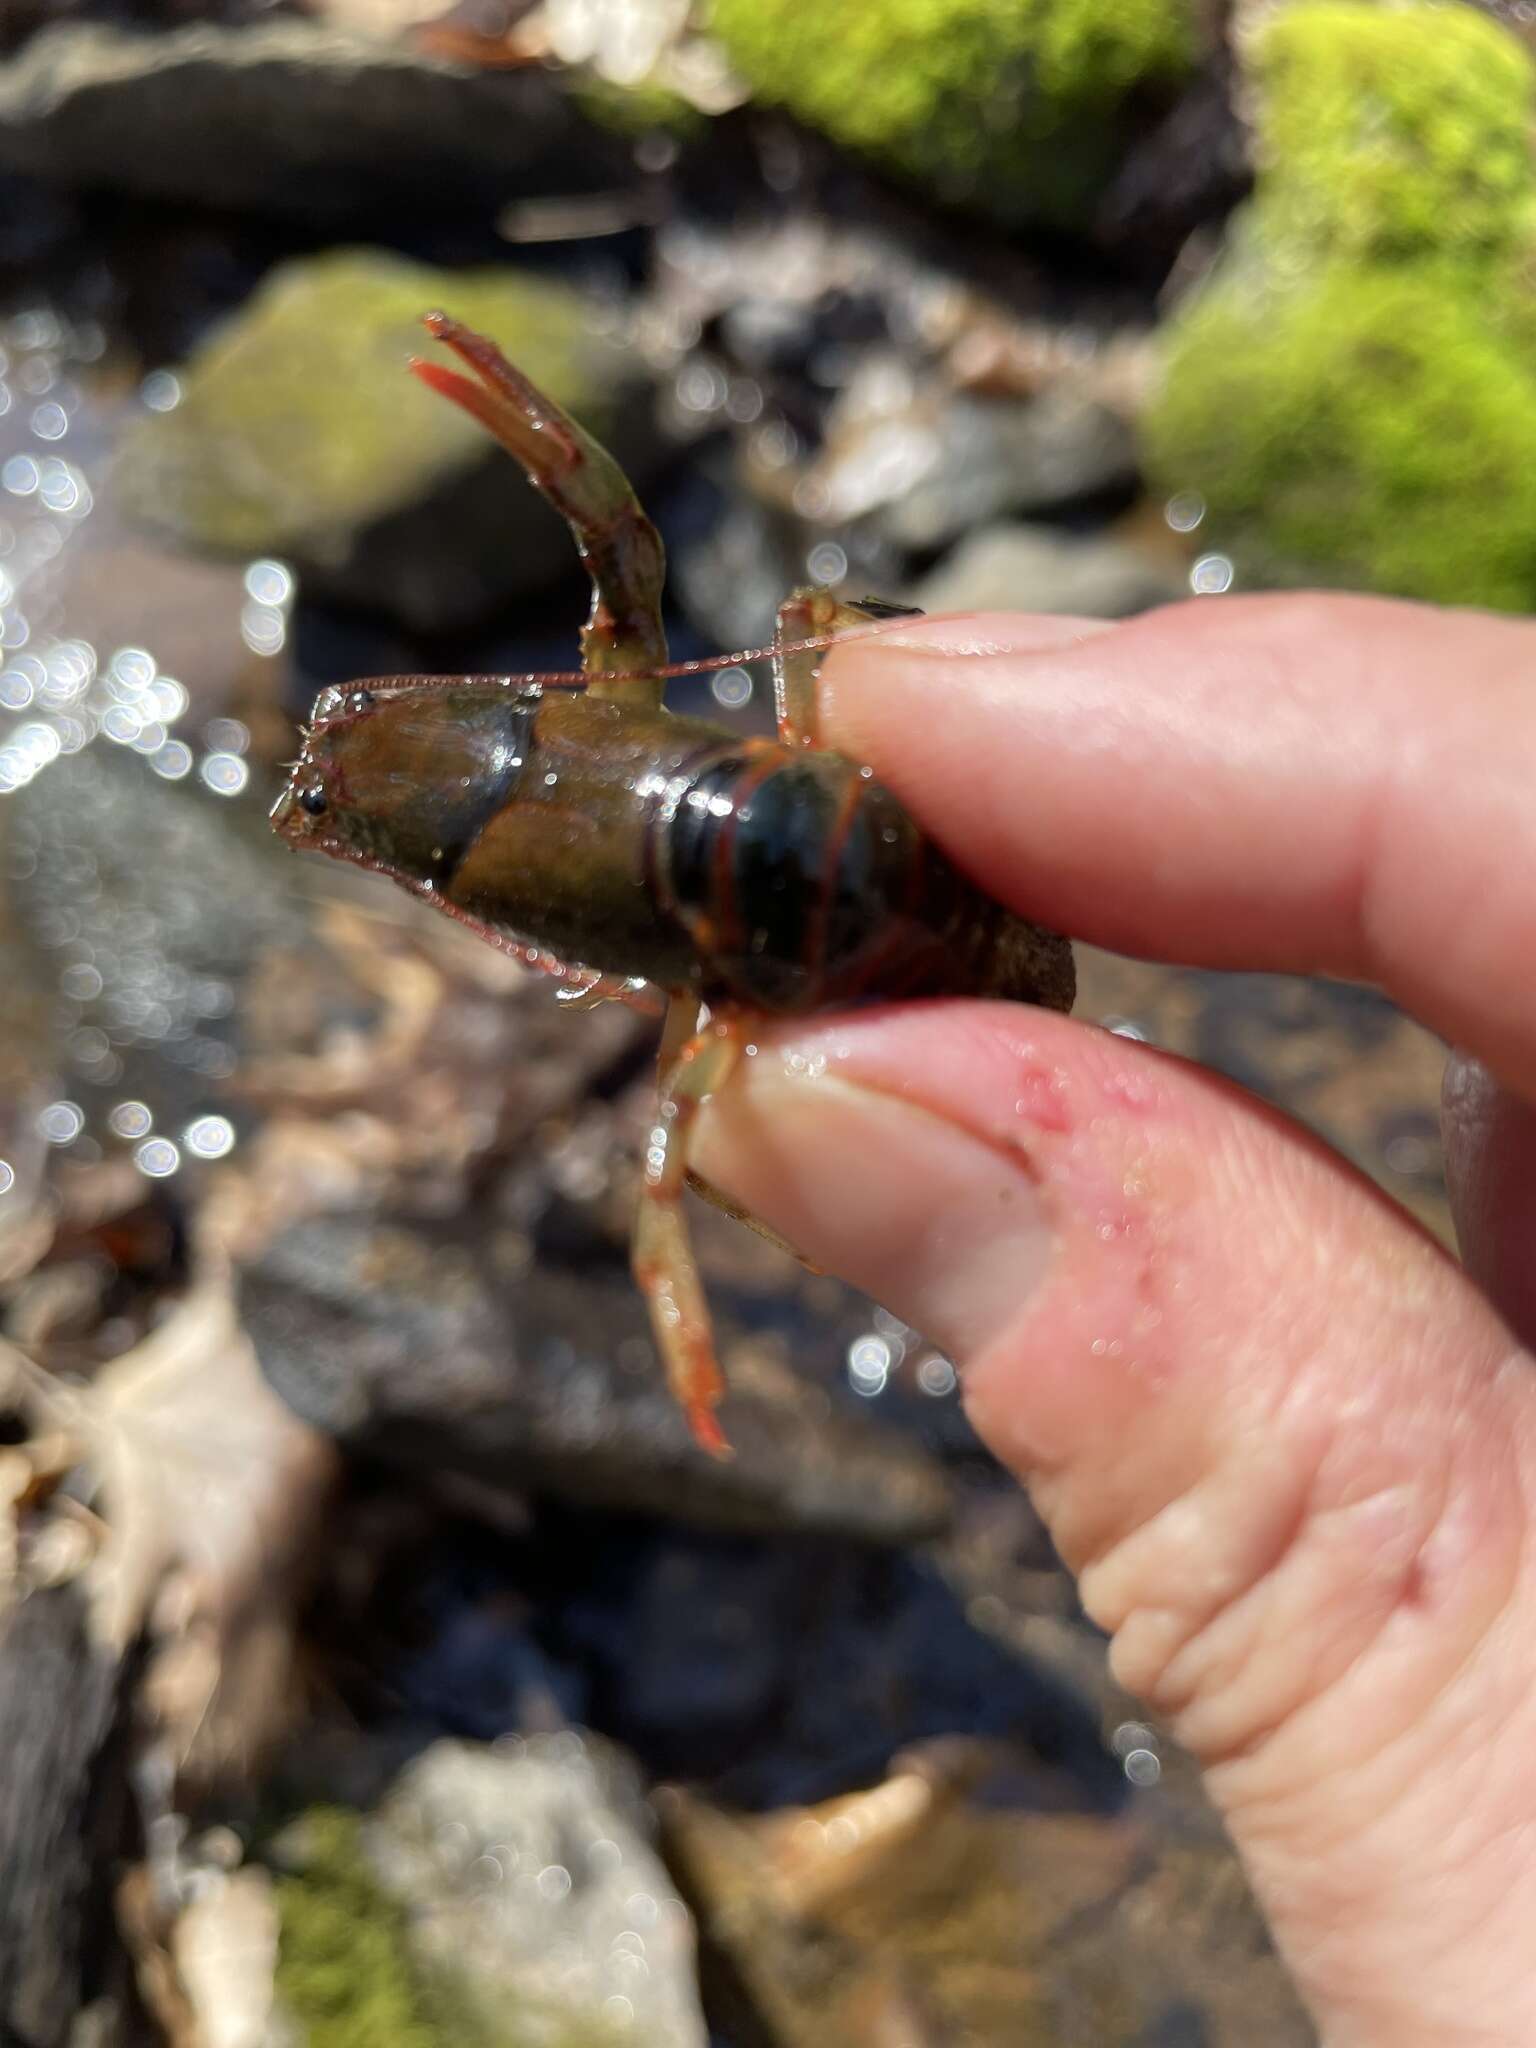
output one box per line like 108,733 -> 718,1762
547,1522 -> 1119,1809
5,744 -> 309,1141
238,1205 -> 955,1544
820,380 -> 1140,556
912,520 -> 1184,620
0,18 -> 629,218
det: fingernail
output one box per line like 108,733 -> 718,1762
690,1050 -> 1052,1365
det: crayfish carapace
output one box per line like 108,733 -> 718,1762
272,313 -> 1075,1456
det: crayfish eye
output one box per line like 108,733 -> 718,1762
297,782 -> 329,817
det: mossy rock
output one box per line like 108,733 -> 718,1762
707,0 -> 1198,232
272,1807 -> 624,2048
1250,0 -> 1536,267
1143,263 -> 1536,610
274,1809 -> 486,2048
114,250 -> 652,630
571,69 -> 707,141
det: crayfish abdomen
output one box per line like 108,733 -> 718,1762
278,685 -> 1074,1020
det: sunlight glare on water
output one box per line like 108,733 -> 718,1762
848,1332 -> 893,1396
0,308 -> 289,1180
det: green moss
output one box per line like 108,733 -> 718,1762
115,249 -> 625,559
1144,263 -> 1536,609
273,1809 -> 482,2048
572,70 -> 706,141
707,0 -> 1197,230
1251,1 -> 1536,267
272,1806 -> 630,2048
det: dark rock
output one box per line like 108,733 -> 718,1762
1096,45 -> 1252,269
553,1524 -> 1119,1808
0,18 -> 629,218
238,1206 -> 955,1545
0,1583 -> 143,2047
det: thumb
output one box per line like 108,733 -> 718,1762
692,1002 -> 1536,2048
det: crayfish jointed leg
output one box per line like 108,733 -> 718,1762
632,994 -> 745,1458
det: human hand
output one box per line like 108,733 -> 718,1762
690,594 -> 1536,2048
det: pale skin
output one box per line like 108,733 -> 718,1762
687,593 -> 1536,2047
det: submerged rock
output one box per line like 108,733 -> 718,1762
0,18 -> 627,216
115,249 -> 655,629
239,1207 -> 955,1544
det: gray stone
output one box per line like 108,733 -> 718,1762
912,521 -> 1183,620
867,390 -> 1139,555
365,1735 -> 707,2048
797,356 -> 1138,560
0,18 -> 628,217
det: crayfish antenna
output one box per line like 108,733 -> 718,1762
412,311 -> 669,707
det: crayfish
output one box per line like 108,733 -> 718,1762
272,313 -> 1074,1455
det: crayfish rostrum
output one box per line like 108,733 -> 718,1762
272,313 -> 1074,1455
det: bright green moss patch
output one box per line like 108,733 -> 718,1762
1145,1 -> 1536,604
1144,264 -> 1536,609
707,0 -> 1197,230
273,1809 -> 481,2048
1251,1 -> 1536,266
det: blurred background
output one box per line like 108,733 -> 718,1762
0,0 -> 1511,2040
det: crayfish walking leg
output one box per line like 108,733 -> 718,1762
632,995 -> 745,1458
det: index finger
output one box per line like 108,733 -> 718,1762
821,593 -> 1536,1097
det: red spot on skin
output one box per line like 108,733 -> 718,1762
1013,1061 -> 1073,1134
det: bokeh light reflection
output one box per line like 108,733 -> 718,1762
108,1100 -> 153,1140
1190,552 -> 1235,596
38,1100 -> 84,1144
184,1114 -> 235,1160
200,751 -> 250,797
847,1332 -> 892,1396
134,1137 -> 181,1179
